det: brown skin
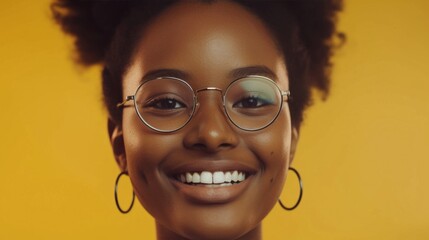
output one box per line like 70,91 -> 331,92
109,1 -> 299,240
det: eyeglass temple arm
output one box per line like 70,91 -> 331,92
117,95 -> 135,108
282,91 -> 291,102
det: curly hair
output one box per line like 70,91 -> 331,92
52,0 -> 344,127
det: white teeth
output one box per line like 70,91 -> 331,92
186,173 -> 193,183
200,171 -> 213,184
213,171 -> 225,184
232,171 -> 238,182
192,172 -> 201,183
178,171 -> 248,185
238,172 -> 245,181
225,172 -> 232,183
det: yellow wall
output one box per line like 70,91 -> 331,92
1,0 -> 428,239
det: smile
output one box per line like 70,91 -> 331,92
166,160 -> 257,204
176,171 -> 247,186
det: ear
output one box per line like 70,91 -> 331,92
108,118 -> 127,172
289,126 -> 300,165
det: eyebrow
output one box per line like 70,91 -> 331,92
140,65 -> 277,83
229,65 -> 278,81
141,69 -> 190,83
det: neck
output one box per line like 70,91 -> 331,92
156,222 -> 262,240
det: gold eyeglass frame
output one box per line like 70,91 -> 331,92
117,75 -> 291,133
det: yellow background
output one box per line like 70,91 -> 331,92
1,0 -> 428,239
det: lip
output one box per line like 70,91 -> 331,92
164,160 -> 259,204
170,175 -> 253,204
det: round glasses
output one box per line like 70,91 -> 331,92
117,75 -> 291,133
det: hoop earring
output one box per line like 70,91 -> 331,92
278,167 -> 303,211
114,171 -> 135,214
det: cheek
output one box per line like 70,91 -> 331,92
122,111 -> 182,167
247,109 -> 291,172
243,109 -> 292,210
121,112 -> 182,213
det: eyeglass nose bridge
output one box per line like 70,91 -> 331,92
194,86 -> 225,107
195,87 -> 223,94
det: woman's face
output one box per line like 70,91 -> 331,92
113,1 -> 297,239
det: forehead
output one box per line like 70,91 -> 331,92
125,1 -> 287,90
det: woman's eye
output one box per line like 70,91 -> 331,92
232,96 -> 270,108
146,98 -> 186,109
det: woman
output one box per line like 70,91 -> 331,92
52,1 -> 343,239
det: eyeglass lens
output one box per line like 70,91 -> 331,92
134,76 -> 283,132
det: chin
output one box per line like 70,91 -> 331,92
155,201 -> 264,240
173,218 -> 259,240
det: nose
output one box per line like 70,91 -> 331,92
183,92 -> 239,153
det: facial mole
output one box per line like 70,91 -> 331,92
270,151 -> 274,155
270,178 -> 273,183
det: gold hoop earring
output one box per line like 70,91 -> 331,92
278,167 -> 303,211
114,172 -> 135,214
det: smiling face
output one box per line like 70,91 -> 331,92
111,1 -> 297,239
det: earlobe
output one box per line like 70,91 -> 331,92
289,127 -> 300,165
108,118 -> 127,172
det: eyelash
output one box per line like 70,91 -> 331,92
232,96 -> 270,108
145,97 -> 187,109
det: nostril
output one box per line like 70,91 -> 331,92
219,143 -> 233,149
192,143 -> 206,150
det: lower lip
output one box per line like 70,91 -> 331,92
170,177 -> 253,204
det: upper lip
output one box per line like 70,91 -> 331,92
164,159 -> 259,177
